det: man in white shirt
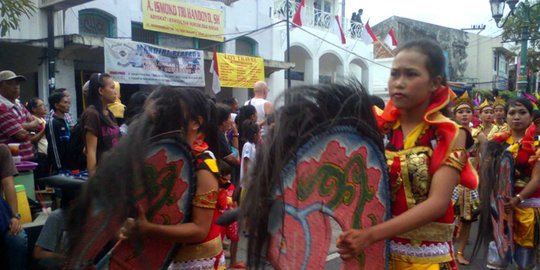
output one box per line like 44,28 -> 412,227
244,81 -> 273,135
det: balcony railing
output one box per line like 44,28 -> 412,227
274,0 -> 364,41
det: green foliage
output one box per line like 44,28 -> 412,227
498,90 -> 519,100
501,0 -> 540,72
0,0 -> 36,37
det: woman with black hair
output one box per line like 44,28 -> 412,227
239,120 -> 260,190
338,39 -> 478,269
80,72 -> 121,176
478,97 -> 540,269
241,80 -> 384,269
26,97 -> 48,179
66,87 -> 226,270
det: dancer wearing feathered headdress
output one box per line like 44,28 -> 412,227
472,99 -> 504,144
338,39 -> 477,270
450,91 -> 480,265
475,97 -> 540,269
493,96 -> 509,133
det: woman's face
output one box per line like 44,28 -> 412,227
99,77 -> 117,105
220,114 -> 233,132
33,99 -> 47,116
479,107 -> 494,124
506,103 -> 531,132
494,106 -> 506,121
454,105 -> 472,126
388,49 -> 439,112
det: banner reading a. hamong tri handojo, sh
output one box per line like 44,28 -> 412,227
143,0 -> 224,42
104,38 -> 204,86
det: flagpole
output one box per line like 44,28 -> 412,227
341,0 -> 346,32
286,0 -> 292,89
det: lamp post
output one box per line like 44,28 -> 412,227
489,0 -> 539,94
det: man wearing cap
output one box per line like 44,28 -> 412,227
0,70 -> 40,161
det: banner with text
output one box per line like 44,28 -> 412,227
104,38 -> 204,86
143,0 -> 224,42
217,53 -> 265,88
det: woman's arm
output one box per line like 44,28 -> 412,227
337,129 -> 466,258
33,245 -> 62,259
29,127 -> 46,144
130,169 -> 218,243
509,161 -> 540,207
223,154 -> 240,166
85,132 -> 98,177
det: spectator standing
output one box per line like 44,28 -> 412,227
44,88 -> 75,128
26,98 -> 48,179
45,90 -> 72,173
0,70 -> 39,161
80,73 -> 121,176
244,81 -> 273,136
0,144 -> 27,270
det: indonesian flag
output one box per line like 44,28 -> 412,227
360,21 -> 377,45
384,28 -> 398,50
330,15 -> 346,44
292,0 -> 306,27
210,49 -> 221,94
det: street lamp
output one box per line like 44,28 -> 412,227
489,0 -> 539,93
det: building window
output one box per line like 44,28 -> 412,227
236,37 -> 258,56
493,54 -> 498,72
131,22 -> 159,45
79,9 -> 116,37
194,38 -> 222,52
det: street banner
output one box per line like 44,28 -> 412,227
216,53 -> 265,88
104,38 -> 204,86
142,0 -> 224,42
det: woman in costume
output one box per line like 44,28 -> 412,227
337,39 -> 478,270
451,92 -> 480,265
493,96 -> 509,132
478,97 -> 540,270
66,87 -> 227,270
472,100 -> 499,144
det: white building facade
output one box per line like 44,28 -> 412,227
0,0 -> 379,116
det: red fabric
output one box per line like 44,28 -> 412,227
375,86 -> 477,190
292,0 -> 305,26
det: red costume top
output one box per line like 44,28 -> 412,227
374,86 -> 478,265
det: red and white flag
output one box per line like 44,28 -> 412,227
330,15 -> 346,44
360,21 -> 377,45
292,0 -> 306,27
384,28 -> 398,50
210,49 -> 221,94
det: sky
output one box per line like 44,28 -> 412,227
346,0 -> 505,37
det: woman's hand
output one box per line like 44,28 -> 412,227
336,229 -> 373,260
119,205 -> 151,239
9,217 -> 22,235
504,196 -> 520,213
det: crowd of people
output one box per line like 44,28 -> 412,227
0,38 -> 539,270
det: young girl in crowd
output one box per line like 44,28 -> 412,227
66,87 -> 226,270
81,72 -> 121,176
239,120 -> 260,191
337,39 -> 478,269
